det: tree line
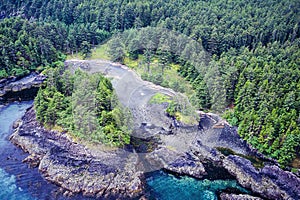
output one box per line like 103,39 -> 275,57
0,17 -> 109,78
1,0 -> 299,55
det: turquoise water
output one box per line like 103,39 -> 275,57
1,101 -> 248,200
0,101 -> 66,200
146,171 -> 248,200
0,101 -> 33,142
0,101 -> 36,200
0,168 -> 32,200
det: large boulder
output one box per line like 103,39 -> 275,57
145,147 -> 206,178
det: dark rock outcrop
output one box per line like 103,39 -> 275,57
223,155 -> 300,200
145,147 -> 206,178
10,107 -> 144,199
12,105 -> 300,199
0,73 -> 46,101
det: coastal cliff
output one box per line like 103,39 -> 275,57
223,155 -> 300,200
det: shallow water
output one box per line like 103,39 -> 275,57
0,101 -> 248,200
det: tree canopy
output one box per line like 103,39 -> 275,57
35,68 -> 132,147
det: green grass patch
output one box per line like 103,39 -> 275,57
89,43 -> 110,60
149,93 -> 172,104
66,43 -> 110,60
124,56 -> 194,96
66,53 -> 84,60
123,55 -> 142,69
150,93 -> 198,125
176,112 -> 199,125
122,55 -> 193,95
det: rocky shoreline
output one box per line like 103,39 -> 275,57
7,60 -> 300,199
0,73 -> 46,102
10,104 -> 300,199
133,111 -> 300,199
10,106 -> 144,199
223,155 -> 300,200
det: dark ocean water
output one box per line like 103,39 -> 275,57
0,101 -> 247,200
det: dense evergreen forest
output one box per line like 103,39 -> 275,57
0,0 -> 299,166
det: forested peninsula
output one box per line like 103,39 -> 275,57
2,0 -> 299,166
1,0 -> 300,199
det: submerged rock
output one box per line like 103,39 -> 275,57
10,107 -> 144,199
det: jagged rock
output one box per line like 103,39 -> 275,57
10,107 -> 144,199
0,73 -> 46,101
22,153 -> 41,168
190,140 -> 224,166
166,154 -> 207,178
10,98 -> 299,200
0,76 -> 17,88
220,193 -> 263,200
145,147 -> 206,178
223,155 -> 300,200
12,119 -> 22,129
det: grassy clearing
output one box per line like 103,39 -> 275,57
123,54 -> 198,125
149,93 -> 172,104
78,44 -> 193,99
77,44 -> 198,125
150,93 -> 198,125
66,43 -> 110,60
66,53 -> 84,60
123,55 -> 194,96
89,43 -> 110,60
123,55 -> 143,69
176,112 -> 199,125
